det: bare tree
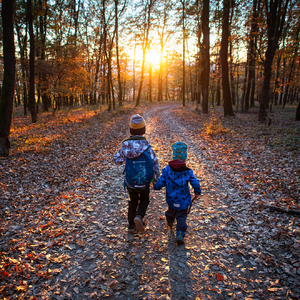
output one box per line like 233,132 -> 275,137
258,0 -> 290,121
136,0 -> 154,106
156,0 -> 172,103
245,0 -> 259,111
179,0 -> 186,106
282,26 -> 299,108
201,0 -> 210,113
221,0 -> 234,116
0,0 -> 16,157
27,0 -> 38,122
114,0 -> 127,107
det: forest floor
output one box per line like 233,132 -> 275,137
0,102 -> 300,300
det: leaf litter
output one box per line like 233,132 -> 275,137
0,103 -> 299,299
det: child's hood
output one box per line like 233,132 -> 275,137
164,161 -> 191,187
168,159 -> 189,172
121,137 -> 150,158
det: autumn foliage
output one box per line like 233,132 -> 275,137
0,103 -> 299,299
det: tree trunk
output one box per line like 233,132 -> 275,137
107,66 -> 112,111
149,63 -> 152,102
245,0 -> 258,111
229,39 -> 235,106
259,50 -> 274,119
16,26 -> 28,116
229,5 -> 235,107
216,60 -> 221,106
290,87 -> 297,104
235,62 -> 240,110
123,78 -> 126,102
258,0 -> 289,121
73,0 -> 80,46
181,0 -> 186,107
94,39 -> 102,105
136,0 -> 153,106
115,0 -> 123,107
274,45 -> 283,106
39,0 -> 49,112
250,73 -> 256,107
221,0 -> 234,116
158,39 -> 163,102
0,0 -> 16,157
195,0 -> 201,105
165,58 -> 169,101
16,22 -> 28,116
216,75 -> 221,106
201,0 -> 210,113
133,43 -> 136,103
136,45 -> 146,106
283,27 -> 299,108
189,60 -> 193,102
111,74 -> 116,110
296,101 -> 300,121
27,0 -> 38,123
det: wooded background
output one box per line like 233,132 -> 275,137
0,0 -> 300,156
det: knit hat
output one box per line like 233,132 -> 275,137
172,142 -> 187,161
130,114 -> 146,135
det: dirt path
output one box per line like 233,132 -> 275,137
1,103 -> 299,299
64,103 -> 298,299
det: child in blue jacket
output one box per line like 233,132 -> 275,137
154,142 -> 201,244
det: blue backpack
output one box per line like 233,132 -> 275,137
124,147 -> 154,189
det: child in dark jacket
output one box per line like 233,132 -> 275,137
113,114 -> 160,233
154,142 -> 201,244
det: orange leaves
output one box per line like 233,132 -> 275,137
1,271 -> 10,278
215,273 -> 224,281
1,103 -> 299,300
26,253 -> 35,260
40,221 -> 52,229
16,285 -> 28,292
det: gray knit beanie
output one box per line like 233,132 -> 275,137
130,114 -> 146,135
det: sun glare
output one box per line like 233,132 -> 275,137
146,48 -> 162,67
128,47 -> 162,67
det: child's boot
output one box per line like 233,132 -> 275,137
128,224 -> 136,233
134,215 -> 144,233
176,231 -> 185,244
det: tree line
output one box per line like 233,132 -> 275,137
0,0 -> 299,156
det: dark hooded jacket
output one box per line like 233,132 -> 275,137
154,159 -> 201,210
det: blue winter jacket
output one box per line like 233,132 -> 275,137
154,160 -> 201,210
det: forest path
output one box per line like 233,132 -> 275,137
67,102 -> 298,299
1,103 -> 299,300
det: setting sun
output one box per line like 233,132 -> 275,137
145,48 -> 162,67
128,46 -> 162,67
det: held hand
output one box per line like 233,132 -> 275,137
152,179 -> 157,187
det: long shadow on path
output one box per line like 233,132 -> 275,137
167,229 -> 195,300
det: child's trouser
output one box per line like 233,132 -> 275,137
127,187 -> 150,227
165,206 -> 188,235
